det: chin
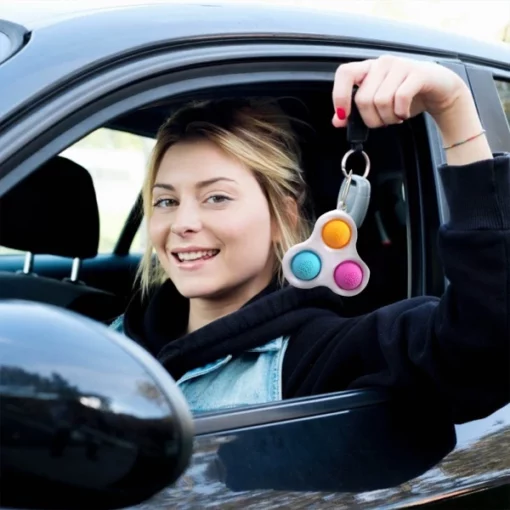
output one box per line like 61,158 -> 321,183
173,278 -> 232,300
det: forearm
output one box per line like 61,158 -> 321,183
432,84 -> 493,166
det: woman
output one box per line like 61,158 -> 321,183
111,55 -> 509,423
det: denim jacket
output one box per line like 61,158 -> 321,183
109,316 -> 289,413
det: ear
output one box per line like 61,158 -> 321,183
272,196 -> 299,243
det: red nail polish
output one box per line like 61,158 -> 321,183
336,107 -> 346,120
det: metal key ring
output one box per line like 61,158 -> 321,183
341,149 -> 371,179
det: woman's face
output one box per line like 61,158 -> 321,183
149,138 -> 276,300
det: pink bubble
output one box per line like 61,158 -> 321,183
334,261 -> 363,290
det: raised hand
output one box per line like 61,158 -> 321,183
332,55 -> 492,165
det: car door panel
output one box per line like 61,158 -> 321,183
130,391 -> 508,509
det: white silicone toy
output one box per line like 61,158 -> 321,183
282,209 -> 370,296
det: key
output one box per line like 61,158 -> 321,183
346,85 -> 369,152
337,174 -> 371,228
280,85 -> 372,296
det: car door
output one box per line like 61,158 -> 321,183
0,7 -> 508,509
150,392 -> 509,510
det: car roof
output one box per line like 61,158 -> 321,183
0,1 -> 508,125
0,1 -> 149,29
1,0 -> 509,66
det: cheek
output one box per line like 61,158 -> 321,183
220,207 -> 273,255
148,214 -> 168,250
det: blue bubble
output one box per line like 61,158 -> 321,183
291,250 -> 321,281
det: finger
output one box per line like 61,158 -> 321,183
373,67 -> 409,125
394,73 -> 425,120
332,60 -> 372,127
353,59 -> 391,129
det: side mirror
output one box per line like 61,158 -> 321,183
0,300 -> 194,510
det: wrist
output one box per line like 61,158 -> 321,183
432,87 -> 482,145
431,86 -> 493,165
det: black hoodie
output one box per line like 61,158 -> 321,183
122,153 -> 510,425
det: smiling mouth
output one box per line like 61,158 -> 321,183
172,249 -> 220,263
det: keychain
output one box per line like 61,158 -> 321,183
282,87 -> 372,296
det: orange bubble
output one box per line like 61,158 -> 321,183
322,219 -> 351,249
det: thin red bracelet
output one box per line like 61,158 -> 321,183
443,129 -> 486,150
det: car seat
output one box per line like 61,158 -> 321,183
0,156 -> 124,323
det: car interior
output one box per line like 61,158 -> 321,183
0,81 -> 428,325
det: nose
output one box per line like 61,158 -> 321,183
171,200 -> 202,237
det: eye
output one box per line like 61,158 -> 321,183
153,198 -> 177,208
206,194 -> 231,204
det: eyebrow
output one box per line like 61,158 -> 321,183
152,177 -> 237,191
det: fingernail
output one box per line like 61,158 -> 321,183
336,107 -> 346,120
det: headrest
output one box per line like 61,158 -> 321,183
0,156 -> 100,259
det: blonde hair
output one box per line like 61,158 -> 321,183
137,97 -> 312,297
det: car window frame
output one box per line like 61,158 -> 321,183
464,64 -> 510,153
494,74 -> 510,130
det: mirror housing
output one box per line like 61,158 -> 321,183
0,300 -> 194,510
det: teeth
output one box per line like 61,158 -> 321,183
176,250 -> 218,262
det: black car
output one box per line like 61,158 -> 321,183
0,3 -> 509,509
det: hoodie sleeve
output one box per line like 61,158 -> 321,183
283,153 -> 510,424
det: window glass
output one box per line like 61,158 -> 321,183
495,79 -> 510,128
60,128 -> 155,253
